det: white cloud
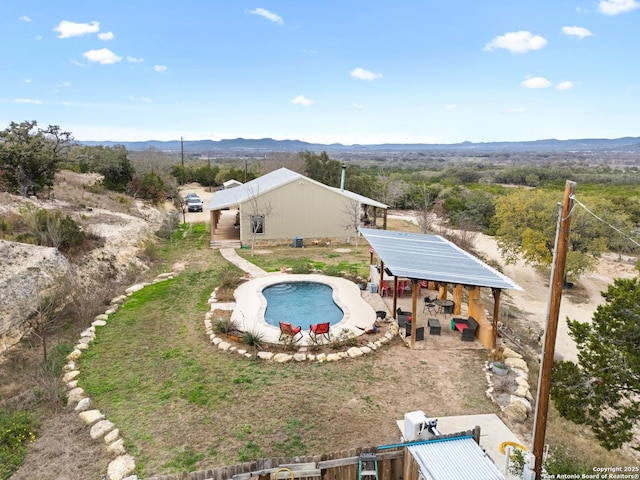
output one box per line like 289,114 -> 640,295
556,81 -> 575,90
98,31 -> 114,41
141,97 -> 152,103
54,20 -> 100,39
445,104 -> 458,110
483,30 -> 547,53
14,98 -> 42,104
82,48 -> 122,64
352,102 -> 364,109
291,94 -> 314,107
598,0 -> 640,15
154,65 -> 167,72
522,77 -> 552,88
19,15 -> 31,22
350,67 -> 383,81
562,26 -> 593,39
127,56 -> 144,63
249,8 -> 284,26
25,78 -> 32,83
56,81 -> 71,88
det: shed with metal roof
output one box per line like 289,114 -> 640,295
406,437 -> 505,480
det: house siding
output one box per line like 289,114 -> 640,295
239,178 -> 355,242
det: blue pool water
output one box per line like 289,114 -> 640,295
263,281 -> 344,330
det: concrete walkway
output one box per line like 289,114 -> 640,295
219,248 -> 268,278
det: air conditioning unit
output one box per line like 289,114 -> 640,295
403,411 -> 440,442
404,411 -> 425,441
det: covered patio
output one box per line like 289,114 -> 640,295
360,228 -> 522,350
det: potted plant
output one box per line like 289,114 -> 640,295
489,348 -> 509,375
492,361 -> 509,375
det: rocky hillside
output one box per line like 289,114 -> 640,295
0,172 -> 170,355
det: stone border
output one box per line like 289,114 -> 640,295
205,286 -> 397,362
63,272 -> 175,480
484,347 -> 534,424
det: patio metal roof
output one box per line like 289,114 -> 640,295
359,228 -> 521,291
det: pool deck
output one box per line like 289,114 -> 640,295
232,273 -> 379,344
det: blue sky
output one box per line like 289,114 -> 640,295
2,1 -> 640,145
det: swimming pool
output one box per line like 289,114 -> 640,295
263,281 -> 344,329
230,273 -> 378,344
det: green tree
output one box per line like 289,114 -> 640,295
494,188 -> 604,281
68,144 -> 134,191
133,171 -> 168,202
0,121 -> 72,196
551,277 -> 640,451
302,151 -> 341,187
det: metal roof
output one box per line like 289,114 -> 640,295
207,167 -> 387,210
360,228 -> 521,291
408,437 -> 505,480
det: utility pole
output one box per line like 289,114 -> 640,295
180,137 -> 185,185
530,180 -> 576,480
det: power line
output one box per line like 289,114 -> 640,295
571,195 -> 640,249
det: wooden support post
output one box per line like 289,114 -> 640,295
491,288 -> 501,350
410,279 -> 418,349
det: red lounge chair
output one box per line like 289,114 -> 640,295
279,322 -> 303,342
309,322 -> 331,342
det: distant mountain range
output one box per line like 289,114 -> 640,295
79,136 -> 640,153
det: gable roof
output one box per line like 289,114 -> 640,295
360,228 -> 521,290
207,167 -> 387,210
222,179 -> 243,189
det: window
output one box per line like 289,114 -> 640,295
250,214 -> 265,234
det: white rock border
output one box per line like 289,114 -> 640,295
64,272 -> 176,480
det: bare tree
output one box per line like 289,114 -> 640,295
415,183 -> 435,233
376,172 -> 406,209
342,199 -> 362,253
242,185 -> 273,256
28,281 -> 69,361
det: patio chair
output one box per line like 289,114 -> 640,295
309,322 -> 331,342
279,322 -> 303,342
380,280 -> 392,297
423,296 -> 437,314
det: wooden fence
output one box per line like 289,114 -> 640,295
147,446 -> 405,480
147,427 -> 481,480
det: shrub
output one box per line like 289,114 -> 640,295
331,328 -> 358,349
242,329 -> 264,349
155,212 -> 180,240
213,317 -> 239,334
18,204 -> 84,251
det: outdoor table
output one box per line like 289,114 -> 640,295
428,318 -> 441,335
434,299 -> 454,316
